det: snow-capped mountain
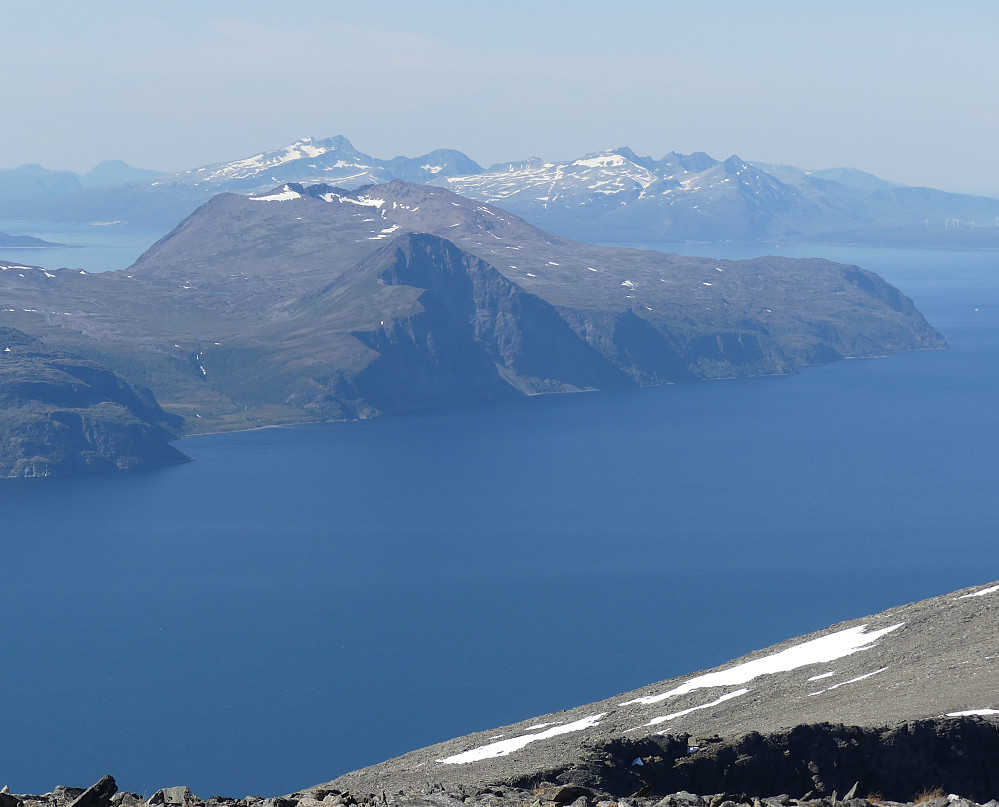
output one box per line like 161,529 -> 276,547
163,136 -> 482,194
9,136 -> 999,246
431,146 -> 999,244
322,579 -> 999,799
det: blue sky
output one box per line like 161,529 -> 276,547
5,0 -> 998,194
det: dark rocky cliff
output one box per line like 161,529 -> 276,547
0,327 -> 189,477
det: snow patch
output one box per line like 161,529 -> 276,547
946,709 -> 999,717
322,193 -> 385,208
250,186 -> 302,202
574,154 -> 629,169
647,689 -> 749,726
439,714 -> 606,764
622,623 -> 903,706
959,584 -> 999,599
808,667 -> 888,697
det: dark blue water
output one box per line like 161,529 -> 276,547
1,245 -> 997,797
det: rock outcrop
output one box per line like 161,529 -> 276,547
0,326 -> 189,477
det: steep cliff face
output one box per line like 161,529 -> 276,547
0,328 -> 189,477
349,234 -> 630,407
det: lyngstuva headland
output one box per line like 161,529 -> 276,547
0,178 -> 944,475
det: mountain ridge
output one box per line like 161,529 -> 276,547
6,137 -> 998,247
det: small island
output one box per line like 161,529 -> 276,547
0,231 -> 68,248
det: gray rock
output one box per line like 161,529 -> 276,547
67,777 -> 117,807
0,791 -> 22,807
51,789 -> 85,807
148,787 -> 200,807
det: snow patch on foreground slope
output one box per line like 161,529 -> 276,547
440,714 -> 607,764
622,623 -> 903,706
441,623 -> 903,766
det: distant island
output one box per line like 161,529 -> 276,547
0,231 -> 67,248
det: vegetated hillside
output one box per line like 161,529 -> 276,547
0,325 -> 188,477
9,136 -> 999,247
0,182 -> 945,438
322,580 -> 999,802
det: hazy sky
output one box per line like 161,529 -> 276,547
5,1 -> 998,195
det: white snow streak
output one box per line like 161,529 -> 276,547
622,624 -> 902,706
251,187 -> 301,202
438,714 -> 606,764
959,584 -> 999,599
808,667 -> 888,696
946,709 -> 999,717
647,689 -> 749,726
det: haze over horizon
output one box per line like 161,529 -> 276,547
5,0 -> 999,197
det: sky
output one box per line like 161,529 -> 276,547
4,0 -> 998,195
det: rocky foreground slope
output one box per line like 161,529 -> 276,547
9,583 -> 999,807
318,580 -> 999,801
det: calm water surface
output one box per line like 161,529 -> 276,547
1,245 -> 997,796
0,220 -> 170,273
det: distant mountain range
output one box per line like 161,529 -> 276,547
432,148 -> 999,246
0,180 -> 943,473
0,159 -> 163,201
4,137 -> 998,246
